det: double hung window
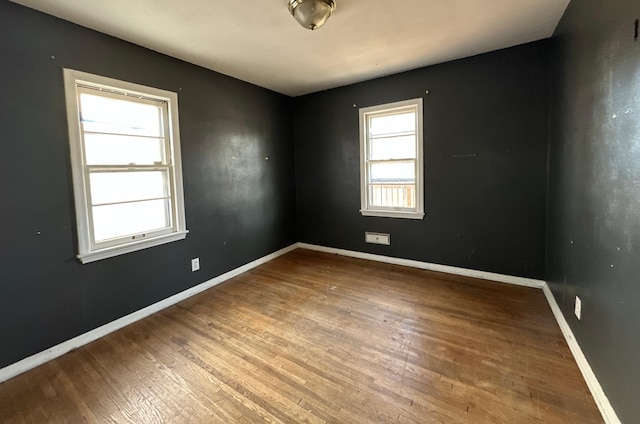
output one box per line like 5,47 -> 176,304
359,98 -> 424,219
64,69 -> 188,263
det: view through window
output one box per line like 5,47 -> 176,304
64,69 -> 188,263
360,98 -> 424,219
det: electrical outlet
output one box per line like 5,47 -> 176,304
191,258 -> 200,272
574,296 -> 582,320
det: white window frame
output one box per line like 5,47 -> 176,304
359,98 -> 424,219
64,69 -> 188,263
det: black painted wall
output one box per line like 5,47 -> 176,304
5,3 -> 635,420
548,1 -> 640,422
0,1 -> 297,368
294,41 -> 550,279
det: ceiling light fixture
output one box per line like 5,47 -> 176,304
288,0 -> 336,31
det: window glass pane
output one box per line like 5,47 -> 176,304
369,135 -> 416,160
85,133 -> 164,165
92,199 -> 170,242
369,111 -> 415,136
80,93 -> 163,137
369,184 -> 416,208
369,161 -> 416,184
90,171 -> 168,205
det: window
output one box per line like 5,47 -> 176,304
64,69 -> 188,263
359,98 -> 424,219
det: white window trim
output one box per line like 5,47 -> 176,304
359,98 -> 425,220
64,69 -> 188,263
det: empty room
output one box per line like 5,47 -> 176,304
0,0 -> 637,422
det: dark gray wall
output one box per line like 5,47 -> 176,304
0,1 -> 297,368
5,3 -> 635,421
294,41 -> 550,279
548,1 -> 640,422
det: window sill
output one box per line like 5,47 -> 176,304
360,210 -> 425,220
78,230 -> 188,264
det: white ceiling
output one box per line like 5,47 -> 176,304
11,0 -> 570,97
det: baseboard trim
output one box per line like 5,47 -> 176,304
297,242 -> 620,424
296,243 -> 545,288
0,242 -> 621,424
542,285 -> 621,424
0,243 -> 298,384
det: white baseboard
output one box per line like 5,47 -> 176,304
0,241 -> 621,424
0,243 -> 298,384
297,242 -> 620,424
542,285 -> 621,424
296,243 -> 545,288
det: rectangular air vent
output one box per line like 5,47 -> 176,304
365,232 -> 390,245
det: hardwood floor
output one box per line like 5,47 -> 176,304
0,249 -> 603,423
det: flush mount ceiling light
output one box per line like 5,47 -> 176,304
288,0 -> 336,31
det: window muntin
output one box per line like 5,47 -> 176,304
64,69 -> 187,263
360,98 -> 424,219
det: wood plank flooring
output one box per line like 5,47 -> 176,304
0,249 -> 603,423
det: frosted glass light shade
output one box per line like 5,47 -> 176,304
288,0 -> 336,31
